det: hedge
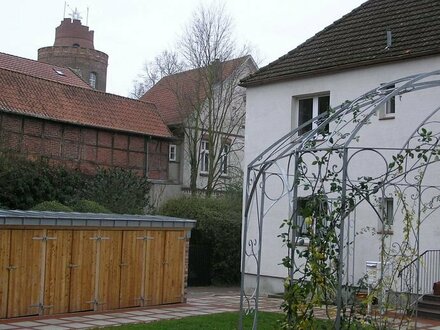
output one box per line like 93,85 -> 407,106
159,195 -> 242,285
31,201 -> 74,212
0,153 -> 151,214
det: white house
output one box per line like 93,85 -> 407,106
142,56 -> 257,202
241,0 -> 440,297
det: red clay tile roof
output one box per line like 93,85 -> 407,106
141,56 -> 251,125
0,67 -> 172,138
0,52 -> 91,89
241,0 -> 440,87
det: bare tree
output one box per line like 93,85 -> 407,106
138,3 -> 256,196
131,50 -> 185,98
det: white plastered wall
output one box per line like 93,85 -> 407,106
244,55 -> 440,294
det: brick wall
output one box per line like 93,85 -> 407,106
0,112 -> 169,179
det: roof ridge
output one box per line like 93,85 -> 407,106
0,66 -> 153,104
245,1 -> 372,80
0,67 -> 173,138
241,0 -> 440,87
0,66 -> 97,93
0,51 -> 91,89
0,51 -> 71,71
157,55 -> 250,83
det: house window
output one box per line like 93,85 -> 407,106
378,197 -> 394,233
294,196 -> 328,238
380,84 -> 396,119
220,144 -> 230,175
169,144 -> 177,162
295,198 -> 310,237
297,95 -> 330,135
89,72 -> 97,89
200,140 -> 209,173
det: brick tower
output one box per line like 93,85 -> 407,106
38,18 -> 108,91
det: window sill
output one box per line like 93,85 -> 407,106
295,237 -> 310,246
199,172 -> 230,178
379,116 -> 395,121
377,230 -> 394,235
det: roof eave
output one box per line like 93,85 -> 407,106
0,108 -> 174,140
241,51 -> 440,88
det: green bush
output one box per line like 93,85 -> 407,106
159,195 -> 242,285
70,199 -> 111,213
31,201 -> 74,212
0,153 -> 151,214
0,153 -> 87,210
83,167 -> 151,214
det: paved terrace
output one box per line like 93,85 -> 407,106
0,287 -> 440,329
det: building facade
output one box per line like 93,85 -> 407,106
241,0 -> 440,295
142,56 -> 257,203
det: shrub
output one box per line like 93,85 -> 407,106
0,153 -> 87,210
0,153 -> 151,214
83,167 -> 151,214
70,199 -> 111,213
31,201 -> 73,212
159,195 -> 242,285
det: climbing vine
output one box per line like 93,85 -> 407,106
278,125 -> 440,329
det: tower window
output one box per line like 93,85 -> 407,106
72,43 -> 80,48
89,72 -> 97,88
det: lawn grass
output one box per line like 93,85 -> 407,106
103,312 -> 282,329
101,311 -> 372,329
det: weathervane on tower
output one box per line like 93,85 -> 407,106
63,2 -> 89,25
69,7 -> 82,20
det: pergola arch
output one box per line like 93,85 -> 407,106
240,70 -> 440,329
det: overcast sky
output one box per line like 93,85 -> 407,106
2,0 -> 367,97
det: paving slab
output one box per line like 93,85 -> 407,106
83,314 -> 114,320
64,323 -> 93,329
0,325 -> 19,330
1,287 -> 439,330
38,319 -> 68,325
130,316 -> 157,322
8,322 -> 42,327
34,325 -> 68,330
82,320 -> 117,326
110,318 -> 138,324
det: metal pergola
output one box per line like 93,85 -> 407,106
239,70 -> 440,329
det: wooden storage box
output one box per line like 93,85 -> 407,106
0,210 -> 195,319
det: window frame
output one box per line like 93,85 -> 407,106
378,197 -> 394,234
296,94 -> 330,136
294,196 -> 329,242
89,72 -> 97,89
379,84 -> 396,119
200,140 -> 209,173
169,144 -> 177,162
220,144 -> 230,175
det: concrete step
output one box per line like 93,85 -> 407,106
417,300 -> 440,310
416,307 -> 440,321
423,294 -> 440,303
